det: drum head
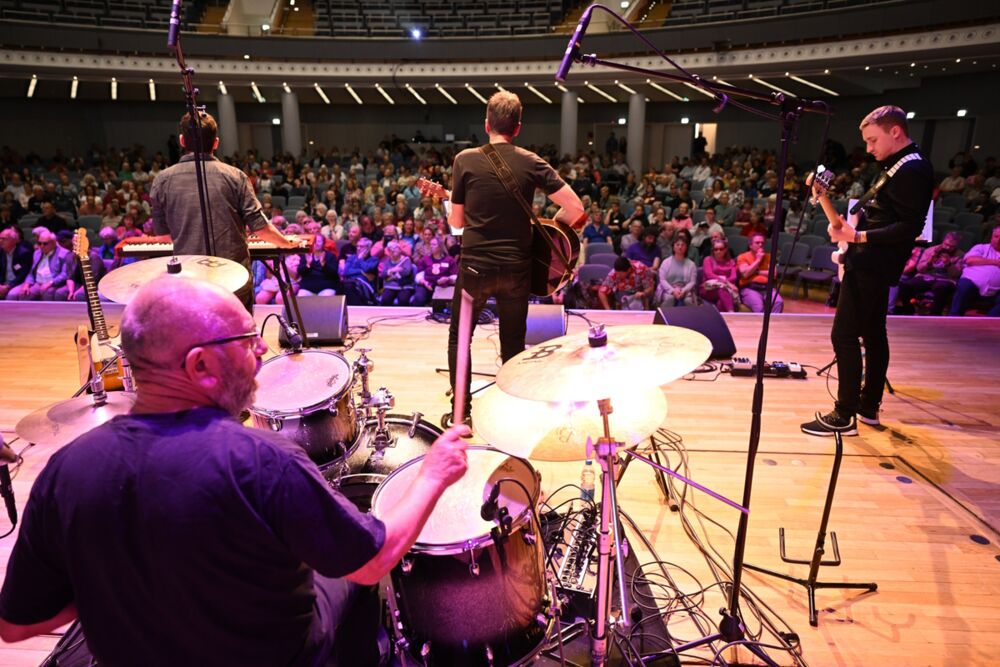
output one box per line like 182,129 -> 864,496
372,446 -> 538,549
253,350 -> 352,414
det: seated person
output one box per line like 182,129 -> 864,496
938,166 -> 965,195
618,220 -> 644,254
670,202 -> 693,232
412,236 -> 457,307
737,232 -> 784,313
0,276 -> 470,664
582,209 -> 613,246
0,227 -> 31,300
340,237 -> 378,305
740,211 -> 768,238
624,226 -> 662,271
896,231 -> 964,315
254,254 -> 302,305
298,233 -> 341,297
690,207 -> 724,256
378,240 -> 415,306
656,231 -> 697,307
714,192 -> 737,226
598,256 -> 655,310
10,230 -> 72,301
371,224 -> 411,259
949,225 -> 1000,316
700,238 -> 740,312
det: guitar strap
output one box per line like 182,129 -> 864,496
479,143 -> 570,268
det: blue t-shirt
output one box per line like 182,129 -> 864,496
582,223 -> 612,244
624,241 -> 661,267
0,407 -> 385,667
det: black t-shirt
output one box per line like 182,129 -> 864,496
848,143 -> 934,285
450,143 -> 565,265
0,407 -> 385,667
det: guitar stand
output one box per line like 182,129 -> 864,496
743,430 -> 877,626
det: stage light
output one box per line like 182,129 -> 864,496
148,79 -> 156,101
410,27 -> 422,40
314,83 -> 330,104
27,75 -> 37,98
906,111 -> 915,119
261,23 -> 270,32
345,83 -> 363,105
375,83 -> 395,104
957,109 -> 967,117
70,76 -> 78,99
272,117 -> 281,125
111,77 -> 117,100
617,117 -> 626,125
680,117 -> 690,124
620,1 -> 629,7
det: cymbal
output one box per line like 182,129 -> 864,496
472,385 -> 667,461
16,392 -> 137,447
99,255 -> 250,303
495,324 -> 712,402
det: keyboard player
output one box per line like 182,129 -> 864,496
145,111 -> 298,312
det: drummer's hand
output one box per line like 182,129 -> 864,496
420,425 -> 470,490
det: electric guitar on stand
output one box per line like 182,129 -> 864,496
806,166 -> 857,280
73,229 -> 124,391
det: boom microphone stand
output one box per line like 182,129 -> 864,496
557,5 -> 832,665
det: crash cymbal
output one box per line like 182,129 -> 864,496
16,392 -> 137,447
495,324 -> 712,402
99,255 -> 250,304
473,385 -> 667,462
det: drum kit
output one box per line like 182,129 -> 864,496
14,256 -> 739,666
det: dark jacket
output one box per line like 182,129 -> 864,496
0,242 -> 32,287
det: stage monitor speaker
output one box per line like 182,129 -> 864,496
526,304 -> 567,346
280,295 -> 348,347
653,304 -> 736,360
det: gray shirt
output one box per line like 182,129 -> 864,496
151,154 -> 268,271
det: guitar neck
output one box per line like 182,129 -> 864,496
80,256 -> 110,341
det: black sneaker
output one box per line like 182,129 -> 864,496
440,411 -> 474,437
801,410 -> 858,437
857,405 -> 881,426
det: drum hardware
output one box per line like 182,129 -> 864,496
353,348 -> 374,418
408,412 -> 424,438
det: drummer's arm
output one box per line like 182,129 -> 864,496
344,426 -> 469,585
0,604 -> 77,643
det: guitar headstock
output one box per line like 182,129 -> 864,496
74,227 -> 90,258
806,165 -> 835,196
416,177 -> 447,201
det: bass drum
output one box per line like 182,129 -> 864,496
371,447 -> 550,666
321,413 -> 441,510
250,350 -> 359,467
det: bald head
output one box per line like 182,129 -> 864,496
121,276 -> 250,375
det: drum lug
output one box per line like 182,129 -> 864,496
400,557 -> 413,575
523,530 -> 537,546
467,543 -> 480,576
327,401 -> 338,417
485,645 -> 494,666
267,417 -> 282,432
420,642 -> 432,659
408,411 -> 423,438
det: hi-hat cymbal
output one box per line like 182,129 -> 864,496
472,385 -> 667,461
99,255 -> 250,303
16,393 -> 137,447
495,324 -> 712,402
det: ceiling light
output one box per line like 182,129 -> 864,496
282,82 -> 291,94
617,117 -> 626,125
465,84 -> 488,104
955,58 -> 961,63
313,83 -> 330,104
620,0 -> 629,7
864,66 -> 870,71
680,117 -> 690,124
345,83 -> 363,105
436,83 -> 458,105
250,82 -> 265,103
111,77 -> 117,100
218,81 -> 228,95
616,82 -> 637,95
410,27 -> 422,40
788,75 -> 838,97
683,82 -> 715,99
525,83 -> 552,104
910,62 -> 916,67
956,109 -> 967,117
649,80 -> 687,101
555,83 -> 570,93
148,79 -> 156,101
823,69 -> 830,74
906,111 -> 915,119
374,83 -> 395,105
751,77 -> 794,97
586,84 -> 617,102
27,74 -> 37,99
243,54 -> 251,60
261,22 -> 270,32
494,83 -> 508,93
405,84 -> 427,105
70,76 -> 78,99
272,117 -> 281,125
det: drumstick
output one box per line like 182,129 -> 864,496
452,288 -> 474,426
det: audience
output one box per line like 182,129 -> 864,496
700,238 -> 740,312
738,232 -> 784,313
656,231 -> 697,307
948,225 -> 1000,316
599,256 -> 655,310
896,231 -> 964,315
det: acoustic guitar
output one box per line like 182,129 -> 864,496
73,228 -> 124,391
416,177 -> 581,297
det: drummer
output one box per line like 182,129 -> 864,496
0,276 -> 470,665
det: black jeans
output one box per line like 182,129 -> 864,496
311,577 -> 381,666
831,269 -> 890,415
447,261 -> 531,415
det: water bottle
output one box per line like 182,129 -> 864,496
580,459 -> 596,502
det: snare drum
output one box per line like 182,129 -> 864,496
372,447 -> 549,666
250,350 -> 359,466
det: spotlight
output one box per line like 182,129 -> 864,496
410,27 -> 422,40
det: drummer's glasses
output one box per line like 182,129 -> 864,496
180,330 -> 263,369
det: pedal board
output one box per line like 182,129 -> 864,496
730,356 -> 806,379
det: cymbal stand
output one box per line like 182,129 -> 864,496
587,397 -> 631,667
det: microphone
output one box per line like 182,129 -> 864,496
167,0 -> 183,50
277,314 -> 303,350
480,481 -> 502,521
0,464 -> 16,527
555,4 -> 595,83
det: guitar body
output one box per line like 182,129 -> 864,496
73,229 -> 125,391
530,218 -> 581,297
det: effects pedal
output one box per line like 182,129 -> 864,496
730,357 -> 806,379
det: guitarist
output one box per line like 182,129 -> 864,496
801,105 -> 933,437
421,91 -> 583,428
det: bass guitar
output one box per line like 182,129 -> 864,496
806,165 -> 858,281
73,228 -> 124,391
417,177 -> 580,297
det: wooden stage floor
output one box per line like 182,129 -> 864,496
0,302 -> 998,666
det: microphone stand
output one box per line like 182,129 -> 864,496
558,5 -> 833,666
169,20 -> 216,258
